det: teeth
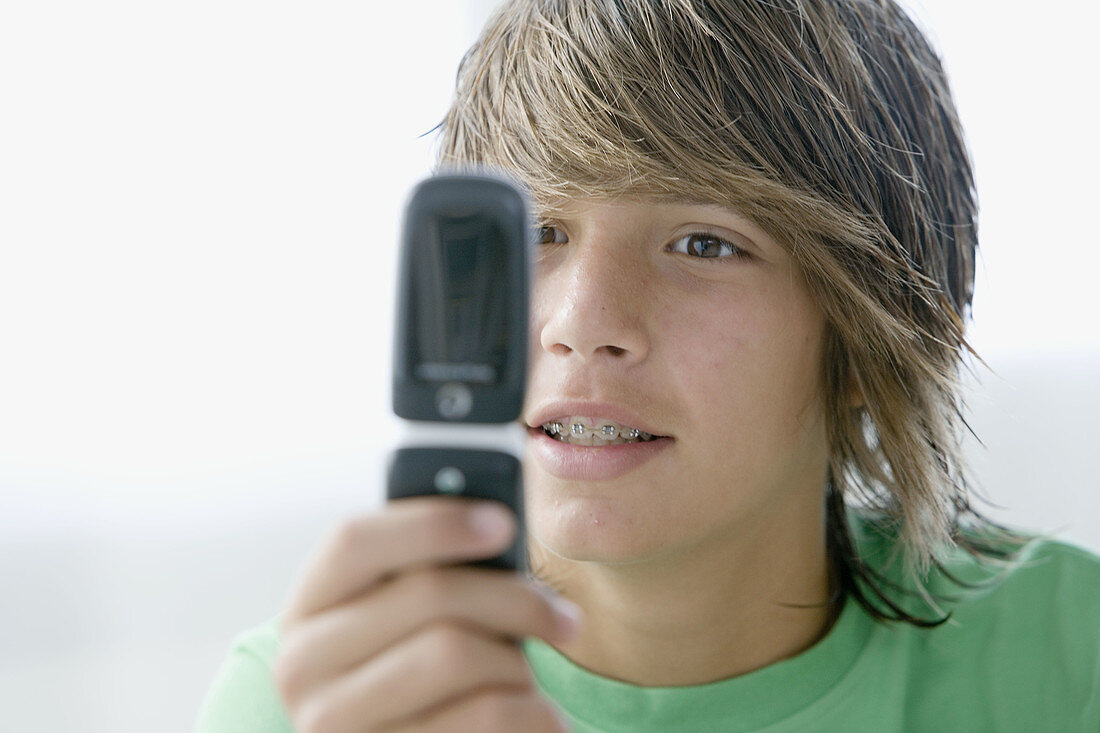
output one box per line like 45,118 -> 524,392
540,417 -> 656,445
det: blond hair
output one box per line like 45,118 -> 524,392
438,0 -> 1022,624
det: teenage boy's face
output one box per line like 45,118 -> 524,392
521,198 -> 830,564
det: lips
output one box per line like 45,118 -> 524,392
526,425 -> 673,481
524,400 -> 674,481
525,401 -> 670,441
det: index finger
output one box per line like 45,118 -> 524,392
282,496 -> 515,626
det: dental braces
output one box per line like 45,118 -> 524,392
545,422 -> 648,441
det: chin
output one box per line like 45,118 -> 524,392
524,489 -> 662,565
531,534 -> 650,566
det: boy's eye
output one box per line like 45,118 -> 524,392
669,233 -> 745,260
536,225 -> 569,245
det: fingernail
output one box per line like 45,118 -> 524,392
468,503 -> 513,540
549,596 -> 583,641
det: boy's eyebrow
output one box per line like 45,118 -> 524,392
665,196 -> 747,215
533,196 -> 760,229
532,205 -> 569,220
532,197 -> 589,219
533,195 -> 729,217
664,198 -> 760,228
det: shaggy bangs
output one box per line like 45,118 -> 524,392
438,0 -> 1027,626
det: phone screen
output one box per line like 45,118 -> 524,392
410,214 -> 511,386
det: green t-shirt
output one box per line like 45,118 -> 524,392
196,528 -> 1100,732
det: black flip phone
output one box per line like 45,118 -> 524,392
387,172 -> 530,573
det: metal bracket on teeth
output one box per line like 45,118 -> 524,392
545,422 -> 652,441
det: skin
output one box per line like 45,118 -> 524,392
275,498 -> 577,732
523,197 -> 837,686
269,197 -> 837,731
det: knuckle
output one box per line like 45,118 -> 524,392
422,502 -> 471,546
524,583 -> 568,635
406,567 -> 452,609
534,594 -> 564,634
424,623 -> 473,670
464,686 -> 514,726
467,689 -> 558,732
524,694 -> 572,733
473,693 -> 515,730
295,697 -> 340,733
276,615 -> 292,639
271,647 -> 305,704
506,645 -> 536,682
383,499 -> 467,559
327,518 -> 366,558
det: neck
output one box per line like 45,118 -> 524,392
528,498 -> 836,687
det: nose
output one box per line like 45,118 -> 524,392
536,238 -> 651,365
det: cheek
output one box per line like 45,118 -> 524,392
652,296 -> 751,394
657,290 -> 827,470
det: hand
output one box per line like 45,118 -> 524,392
273,496 -> 580,732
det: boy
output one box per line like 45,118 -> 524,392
198,1 -> 1100,730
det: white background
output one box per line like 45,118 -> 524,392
0,1 -> 1096,730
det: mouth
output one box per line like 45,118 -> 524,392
524,403 -> 672,480
530,417 -> 669,446
525,414 -> 673,481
